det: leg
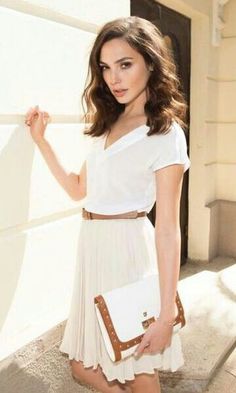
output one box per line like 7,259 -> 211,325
70,359 -> 132,393
126,371 -> 161,393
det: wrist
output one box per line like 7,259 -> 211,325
159,311 -> 176,324
157,315 -> 175,326
36,137 -> 47,147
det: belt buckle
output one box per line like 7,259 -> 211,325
82,208 -> 93,220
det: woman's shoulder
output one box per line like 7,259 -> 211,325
148,120 -> 186,146
152,120 -> 184,137
148,120 -> 190,172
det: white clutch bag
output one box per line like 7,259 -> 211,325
94,273 -> 186,362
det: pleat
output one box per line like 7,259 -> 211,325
59,216 -> 185,383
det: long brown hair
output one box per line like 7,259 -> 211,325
82,16 -> 187,137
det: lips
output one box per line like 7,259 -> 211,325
113,89 -> 128,97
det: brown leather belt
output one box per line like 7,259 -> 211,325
82,207 -> 147,220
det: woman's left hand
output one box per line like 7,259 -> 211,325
134,318 -> 174,357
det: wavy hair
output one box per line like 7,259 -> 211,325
82,16 -> 187,137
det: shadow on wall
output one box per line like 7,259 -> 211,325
0,125 -> 35,332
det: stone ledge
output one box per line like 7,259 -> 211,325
159,257 -> 236,392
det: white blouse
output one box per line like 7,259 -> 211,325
83,120 -> 191,214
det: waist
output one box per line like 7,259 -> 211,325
82,208 -> 147,220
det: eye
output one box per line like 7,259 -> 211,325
99,65 -> 108,71
121,62 -> 132,69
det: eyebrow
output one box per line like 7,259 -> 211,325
99,57 -> 134,65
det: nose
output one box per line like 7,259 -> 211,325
109,69 -> 121,85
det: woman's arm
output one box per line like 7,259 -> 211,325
25,106 -> 86,201
37,138 -> 87,201
134,163 -> 185,357
154,163 -> 185,324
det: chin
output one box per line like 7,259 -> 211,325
115,94 -> 133,104
115,98 -> 129,104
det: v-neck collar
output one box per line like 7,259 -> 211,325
97,124 -> 150,163
102,124 -> 149,152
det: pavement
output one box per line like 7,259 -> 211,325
203,346 -> 236,393
0,256 -> 235,393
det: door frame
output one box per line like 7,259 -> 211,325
130,0 -> 210,261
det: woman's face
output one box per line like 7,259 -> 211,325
99,38 -> 151,106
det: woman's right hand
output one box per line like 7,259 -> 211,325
24,105 -> 51,144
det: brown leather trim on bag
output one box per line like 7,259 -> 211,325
94,291 -> 186,362
175,291 -> 186,328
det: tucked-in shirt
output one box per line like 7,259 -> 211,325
83,120 -> 191,214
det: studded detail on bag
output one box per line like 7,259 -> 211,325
94,277 -> 186,362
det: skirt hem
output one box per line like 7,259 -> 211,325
60,348 -> 185,384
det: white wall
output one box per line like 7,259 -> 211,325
206,0 -> 236,202
0,0 -> 129,360
216,1 -> 236,201
158,0 -> 235,260
205,0 -> 236,259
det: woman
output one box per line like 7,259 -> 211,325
25,16 -> 190,393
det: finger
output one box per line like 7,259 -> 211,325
42,112 -> 51,124
142,346 -> 151,354
25,108 -> 38,123
134,341 -> 150,356
25,112 -> 33,124
42,113 -> 49,125
29,112 -> 39,123
139,344 -> 156,356
142,344 -> 166,355
25,106 -> 38,117
39,111 -> 48,125
42,111 -> 49,118
25,111 -> 40,126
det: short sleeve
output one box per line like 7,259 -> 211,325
150,121 -> 191,173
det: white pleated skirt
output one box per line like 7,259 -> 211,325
59,215 -> 184,384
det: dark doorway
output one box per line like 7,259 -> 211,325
131,0 -> 191,264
